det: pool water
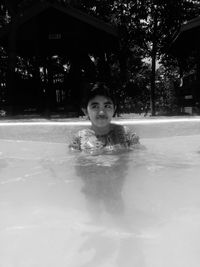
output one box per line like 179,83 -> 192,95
0,119 -> 200,267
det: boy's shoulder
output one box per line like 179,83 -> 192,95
78,128 -> 95,138
112,123 -> 140,144
69,128 -> 95,151
111,123 -> 134,135
111,123 -> 125,132
111,123 -> 140,147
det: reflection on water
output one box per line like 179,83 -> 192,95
75,151 -> 130,218
0,157 -> 7,169
73,148 -> 147,267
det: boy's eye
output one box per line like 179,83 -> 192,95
105,104 -> 113,109
90,104 -> 99,109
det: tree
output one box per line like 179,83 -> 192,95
2,0 -> 200,115
73,0 -> 200,115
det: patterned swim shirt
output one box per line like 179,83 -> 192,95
69,124 -> 139,152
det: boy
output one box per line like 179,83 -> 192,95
69,82 -> 139,152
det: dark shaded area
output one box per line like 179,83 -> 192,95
170,16 -> 200,114
75,151 -> 130,217
0,1 -> 119,117
170,16 -> 200,57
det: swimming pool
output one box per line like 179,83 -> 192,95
0,118 -> 200,267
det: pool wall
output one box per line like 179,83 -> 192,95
0,118 -> 199,142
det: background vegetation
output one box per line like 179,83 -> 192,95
1,0 -> 200,116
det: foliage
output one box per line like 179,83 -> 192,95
1,0 -> 200,114
72,0 -> 200,114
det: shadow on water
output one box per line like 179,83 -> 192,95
73,149 -> 146,267
0,158 -> 7,172
75,150 -> 130,219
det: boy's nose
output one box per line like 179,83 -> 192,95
99,109 -> 106,115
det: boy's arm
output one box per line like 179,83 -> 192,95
124,126 -> 140,146
69,133 -> 81,151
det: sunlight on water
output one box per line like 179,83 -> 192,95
0,123 -> 200,266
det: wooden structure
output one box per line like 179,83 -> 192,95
0,1 -> 119,115
171,16 -> 200,114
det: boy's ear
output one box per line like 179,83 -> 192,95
81,108 -> 88,116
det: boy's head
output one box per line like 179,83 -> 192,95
81,82 -> 116,110
81,82 -> 117,129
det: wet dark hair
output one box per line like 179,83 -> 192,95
81,82 -> 116,109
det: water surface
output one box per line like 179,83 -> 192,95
0,121 -> 200,267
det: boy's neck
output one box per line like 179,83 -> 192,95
91,124 -> 112,136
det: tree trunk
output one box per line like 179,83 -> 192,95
6,19 -> 17,115
150,49 -> 156,116
150,5 -> 158,116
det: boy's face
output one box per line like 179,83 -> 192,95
83,95 -> 115,129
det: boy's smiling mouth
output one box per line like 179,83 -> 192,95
96,115 -> 108,120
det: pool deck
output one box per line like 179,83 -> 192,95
0,114 -> 200,125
